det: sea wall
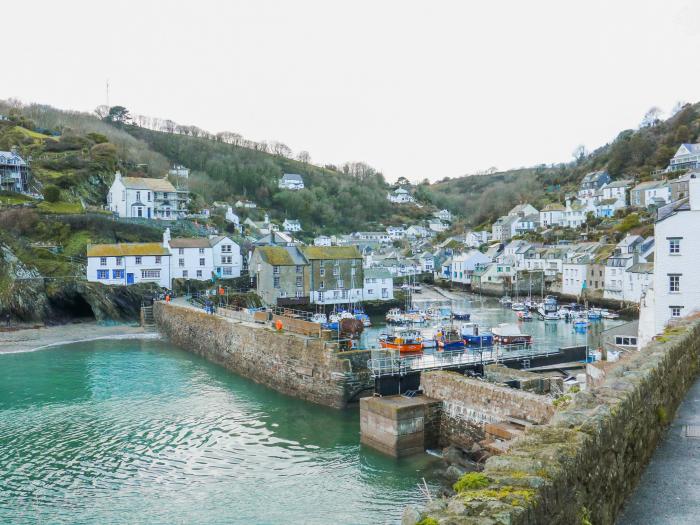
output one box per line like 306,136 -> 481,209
410,318 -> 700,525
154,302 -> 373,409
421,372 -> 554,449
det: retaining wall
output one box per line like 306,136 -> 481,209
411,318 -> 700,525
154,302 -> 372,409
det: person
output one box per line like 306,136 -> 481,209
5,313 -> 10,329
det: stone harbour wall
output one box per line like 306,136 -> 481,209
154,302 -> 373,409
411,319 -> 700,525
421,372 -> 554,449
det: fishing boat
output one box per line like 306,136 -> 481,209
602,310 -> 620,319
353,308 -> 371,327
385,308 -> 403,324
378,329 -> 424,354
460,323 -> 494,347
435,327 -> 466,351
511,302 -> 527,312
586,308 -> 603,320
538,295 -> 559,320
452,309 -> 471,321
492,323 -> 533,345
516,310 -> 533,321
425,307 -> 451,322
499,296 -> 513,307
403,309 -> 427,324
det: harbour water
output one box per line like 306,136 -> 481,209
0,339 -> 439,525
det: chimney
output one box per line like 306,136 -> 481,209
163,227 -> 171,248
114,171 -> 122,182
689,173 -> 700,211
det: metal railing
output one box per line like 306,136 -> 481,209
367,343 -> 559,378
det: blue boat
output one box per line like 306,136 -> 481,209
460,323 -> 493,347
435,327 -> 466,351
452,310 -> 471,321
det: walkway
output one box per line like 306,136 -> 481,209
617,376 -> 700,524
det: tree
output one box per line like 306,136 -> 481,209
94,105 -> 110,119
641,106 -> 662,128
296,150 -> 311,163
43,185 -> 61,203
104,106 -> 131,125
395,176 -> 411,186
572,144 -> 587,164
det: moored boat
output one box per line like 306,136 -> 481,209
516,310 -> 533,321
499,296 -> 513,307
452,310 -> 471,321
435,327 -> 466,351
492,323 -> 532,345
511,302 -> 526,311
310,313 -> 328,324
602,310 -> 620,319
378,329 -> 424,354
460,322 -> 494,347
586,308 -> 603,320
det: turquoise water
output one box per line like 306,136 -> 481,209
0,340 -> 438,525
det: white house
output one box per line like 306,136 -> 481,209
107,171 -> 188,220
649,178 -> 700,334
0,149 -> 29,194
562,255 -> 589,297
168,164 -> 190,178
539,203 -> 566,228
492,215 -> 519,242
355,231 -> 392,243
406,225 -> 431,238
622,262 -> 653,303
209,235 -> 242,278
668,143 -> 700,172
631,181 -> 671,208
514,214 -> 539,234
603,235 -> 646,301
87,242 -> 172,287
164,228 -> 242,281
508,203 -> 539,217
465,230 -> 491,248
225,207 -> 240,226
314,235 -> 332,247
418,251 -> 435,273
363,268 -> 394,301
599,179 -> 633,205
563,198 -> 595,228
428,220 -> 448,233
386,225 -> 406,240
449,250 -> 492,284
283,219 -> 302,232
387,188 -> 415,204
235,199 -> 257,209
434,209 -> 453,222
278,173 -> 304,190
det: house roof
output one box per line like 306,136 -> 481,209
0,151 -> 27,165
542,203 -> 565,211
121,176 -> 176,192
284,219 -> 301,226
628,263 -> 654,274
604,179 -> 634,189
581,170 -> 609,184
364,267 -> 392,279
597,198 -> 618,206
281,173 -> 304,183
255,246 -> 304,265
169,238 -> 211,248
676,143 -> 700,155
657,198 -> 690,222
633,180 -> 668,191
87,242 -> 169,257
301,246 -> 362,260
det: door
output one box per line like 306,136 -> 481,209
127,273 -> 134,285
147,208 -> 151,218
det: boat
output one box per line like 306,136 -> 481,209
602,310 -> 620,319
385,308 -> 403,324
452,310 -> 471,321
435,327 -> 466,351
460,323 -> 494,347
586,308 -> 603,320
499,296 -> 513,307
516,310 -> 533,321
542,312 -> 560,321
403,309 -> 427,324
538,295 -> 559,320
492,323 -> 533,345
574,318 -> 590,329
378,329 -> 424,354
310,313 -> 328,324
353,308 -> 372,327
425,307 -> 451,321
511,302 -> 526,311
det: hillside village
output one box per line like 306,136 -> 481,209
1,100 -> 700,347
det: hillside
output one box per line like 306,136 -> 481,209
422,102 -> 700,227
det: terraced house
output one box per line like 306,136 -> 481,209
301,246 -> 363,305
250,246 -> 309,306
107,171 -> 189,220
86,243 -> 172,287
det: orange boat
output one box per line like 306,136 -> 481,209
378,329 -> 423,354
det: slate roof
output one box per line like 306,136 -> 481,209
281,173 -> 304,183
87,243 -> 169,257
364,268 -> 392,279
255,246 -> 305,266
121,176 -> 176,192
169,238 -> 212,248
301,246 -> 362,260
657,198 -> 690,222
0,151 -> 27,165
542,203 -> 565,211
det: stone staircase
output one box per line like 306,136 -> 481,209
140,306 -> 156,330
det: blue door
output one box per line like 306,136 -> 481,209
147,208 -> 152,218
127,273 -> 134,284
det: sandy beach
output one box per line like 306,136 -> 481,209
0,322 -> 159,353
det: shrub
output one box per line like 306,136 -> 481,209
453,472 -> 490,493
43,185 -> 61,203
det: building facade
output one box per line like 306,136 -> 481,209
363,268 -> 393,301
87,243 -> 172,287
107,172 -> 188,220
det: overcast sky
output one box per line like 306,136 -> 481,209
4,0 -> 699,182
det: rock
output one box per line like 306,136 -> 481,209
401,505 -> 421,525
445,464 -> 467,481
447,499 -> 466,515
425,499 -> 448,514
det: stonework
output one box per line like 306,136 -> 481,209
414,319 -> 700,525
154,302 -> 373,409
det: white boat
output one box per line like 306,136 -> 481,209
511,302 -> 526,311
310,313 -> 327,324
542,312 -> 560,321
602,310 -> 620,319
499,296 -> 513,306
492,323 -> 533,345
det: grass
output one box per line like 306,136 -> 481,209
37,201 -> 84,214
0,193 -> 33,206
12,125 -> 56,140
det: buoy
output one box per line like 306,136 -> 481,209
275,319 -> 283,331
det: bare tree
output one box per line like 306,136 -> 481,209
572,145 -> 588,164
94,105 -> 110,119
641,106 -> 663,127
296,150 -> 311,163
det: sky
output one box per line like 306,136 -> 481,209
3,0 -> 700,182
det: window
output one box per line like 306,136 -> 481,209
100,257 -> 107,266
112,269 -> 124,279
296,265 -> 303,274
199,248 -> 205,254
97,269 -> 109,280
670,306 -> 683,318
199,258 -> 205,266
221,244 -> 232,253
320,267 -> 325,277
155,256 -> 161,264
273,266 -> 280,275
179,248 -> 184,255
342,290 -> 348,299
135,256 -> 142,265
367,289 -> 374,295
333,266 -> 339,276
137,207 -> 142,218
136,191 -> 141,201
223,267 -> 232,276
669,238 -> 680,254
116,257 -> 123,266
121,190 -> 125,201
141,269 -> 160,279
295,290 -> 303,298
296,276 -> 303,287
273,276 -> 280,288
669,274 -> 680,293
351,268 -> 356,276
179,258 -> 185,267
183,270 -> 188,278
333,291 -> 339,299
196,270 -> 202,278
351,259 -> 357,267
319,281 -> 325,290
382,288 -> 389,298
337,279 -> 344,289
222,256 -> 232,264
